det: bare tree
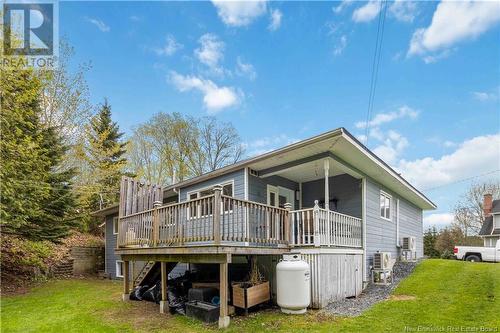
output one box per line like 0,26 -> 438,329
127,113 -> 245,185
194,117 -> 244,174
452,181 -> 500,235
38,40 -> 93,143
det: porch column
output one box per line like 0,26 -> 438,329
159,262 -> 169,314
219,262 -> 230,328
122,260 -> 130,301
324,159 -> 331,246
324,159 -> 330,210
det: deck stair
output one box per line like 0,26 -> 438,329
134,261 -> 177,287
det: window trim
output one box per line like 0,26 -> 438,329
116,260 -> 124,278
186,180 -> 235,219
112,216 -> 119,235
380,190 -> 392,221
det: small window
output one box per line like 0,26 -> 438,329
112,216 -> 119,235
380,191 -> 391,220
116,260 -> 124,278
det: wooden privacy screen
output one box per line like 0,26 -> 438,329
119,177 -> 163,217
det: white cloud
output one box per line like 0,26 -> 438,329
236,57 -> 257,80
195,33 -> 225,74
423,213 -> 454,229
372,130 -> 409,165
408,1 -> 500,59
333,35 -> 347,56
169,71 -> 241,113
154,35 -> 183,56
472,90 -> 498,102
244,134 -> 299,157
86,17 -> 110,32
268,9 -> 282,31
211,0 -> 267,27
129,15 -> 141,22
389,0 -> 417,23
355,105 -> 419,129
397,134 -> 500,190
352,0 -> 382,23
333,0 -> 354,14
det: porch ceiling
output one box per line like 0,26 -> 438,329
260,157 -> 358,183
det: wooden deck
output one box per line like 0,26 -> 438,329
116,177 -> 364,328
116,177 -> 362,254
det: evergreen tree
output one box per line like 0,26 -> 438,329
423,227 -> 440,258
77,99 -> 128,231
1,69 -> 76,240
24,127 -> 77,240
1,69 -> 49,231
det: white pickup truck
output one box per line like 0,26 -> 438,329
454,239 -> 500,262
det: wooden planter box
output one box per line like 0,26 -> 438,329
232,281 -> 270,313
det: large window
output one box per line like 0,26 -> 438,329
187,182 -> 233,218
116,260 -> 124,278
112,216 -> 119,235
380,191 -> 391,220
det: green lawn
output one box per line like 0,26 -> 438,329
2,260 -> 499,333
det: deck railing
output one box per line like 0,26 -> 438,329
118,186 -> 289,248
290,201 -> 362,248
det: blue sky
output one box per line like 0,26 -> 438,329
60,1 -> 500,228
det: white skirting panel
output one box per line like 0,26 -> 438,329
300,251 -> 364,308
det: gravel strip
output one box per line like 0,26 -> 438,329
324,261 -> 419,317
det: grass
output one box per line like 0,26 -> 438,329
1,260 -> 499,333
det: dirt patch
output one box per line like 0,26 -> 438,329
389,295 -> 416,301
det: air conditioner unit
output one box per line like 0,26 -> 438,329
373,252 -> 391,270
402,237 -> 416,251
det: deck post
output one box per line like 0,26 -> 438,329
313,200 -> 321,247
159,262 -> 169,314
152,200 -> 161,247
219,262 -> 230,328
213,185 -> 222,245
122,260 -> 130,301
284,202 -> 292,244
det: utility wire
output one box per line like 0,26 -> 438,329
364,0 -> 388,144
423,169 -> 500,192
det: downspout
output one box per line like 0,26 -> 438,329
396,199 -> 400,248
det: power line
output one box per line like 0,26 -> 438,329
364,0 -> 388,144
423,169 -> 500,191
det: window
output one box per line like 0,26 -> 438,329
187,182 -> 234,218
116,260 -> 124,278
112,216 -> 119,235
380,191 -> 391,220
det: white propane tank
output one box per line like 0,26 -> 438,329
276,253 -> 310,314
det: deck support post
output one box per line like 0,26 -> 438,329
213,185 -> 222,245
122,260 -> 130,301
219,262 -> 230,328
324,159 -> 331,246
159,262 -> 169,314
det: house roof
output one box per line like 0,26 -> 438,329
165,127 -> 436,210
91,204 -> 119,217
492,199 -> 500,214
479,215 -> 500,236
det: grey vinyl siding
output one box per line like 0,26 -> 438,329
248,174 -> 299,207
105,213 -> 120,279
301,174 -> 362,218
179,169 -> 245,202
364,178 -> 423,278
